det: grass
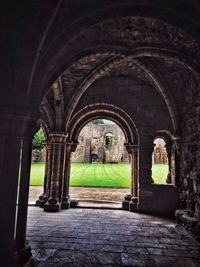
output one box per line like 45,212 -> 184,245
30,162 -> 168,187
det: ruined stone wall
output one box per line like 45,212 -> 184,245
153,138 -> 168,164
180,74 -> 200,220
71,122 -> 129,163
32,148 -> 46,162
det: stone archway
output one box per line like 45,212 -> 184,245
66,103 -> 139,209
1,2 -> 200,265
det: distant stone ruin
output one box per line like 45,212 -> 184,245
71,122 -> 129,163
153,138 -> 168,164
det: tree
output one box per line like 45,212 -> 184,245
92,119 -> 104,125
32,129 -> 45,150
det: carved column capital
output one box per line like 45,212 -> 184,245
70,141 -> 79,152
124,143 -> 138,154
43,141 -> 52,150
49,132 -> 67,144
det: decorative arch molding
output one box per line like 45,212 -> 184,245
153,132 -> 174,146
32,11 -> 200,110
63,47 -> 199,133
52,78 -> 64,131
155,130 -> 181,152
40,122 -> 49,140
64,55 -> 122,125
40,99 -> 55,130
135,58 -> 179,134
155,130 -> 179,142
67,103 -> 139,145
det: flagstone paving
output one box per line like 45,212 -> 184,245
27,207 -> 200,266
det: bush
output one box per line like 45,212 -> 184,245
92,119 -> 104,125
32,129 -> 45,150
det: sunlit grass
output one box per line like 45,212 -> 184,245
30,162 -> 168,187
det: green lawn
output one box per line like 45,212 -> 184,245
30,162 -> 168,187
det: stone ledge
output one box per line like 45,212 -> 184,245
175,209 -> 200,242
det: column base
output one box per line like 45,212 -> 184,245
70,199 -> 79,208
35,194 -> 44,206
129,197 -> 138,212
35,199 -> 42,206
44,199 -> 61,212
36,195 -> 48,208
122,194 -> 131,210
14,246 -> 35,267
39,200 -> 47,208
61,197 -> 70,209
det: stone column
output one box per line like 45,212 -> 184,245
171,138 -> 181,186
35,141 -> 53,207
0,133 -> 21,266
67,142 -> 79,208
42,141 -> 53,203
122,144 -> 139,211
61,141 -> 71,209
165,144 -> 172,184
15,136 -> 34,266
133,148 -> 139,198
130,146 -> 139,212
174,138 -> 181,186
0,114 -> 38,266
44,133 -> 66,212
139,135 -> 153,185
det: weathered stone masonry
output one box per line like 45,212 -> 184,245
71,122 -> 129,163
1,1 -> 200,265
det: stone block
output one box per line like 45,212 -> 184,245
122,200 -> 130,210
44,203 -> 61,212
70,199 -> 79,208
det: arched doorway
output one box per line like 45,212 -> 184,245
68,119 -> 131,207
5,2 -> 200,265
34,101 -> 139,211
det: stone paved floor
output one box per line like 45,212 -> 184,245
27,207 -> 200,267
29,186 -> 129,203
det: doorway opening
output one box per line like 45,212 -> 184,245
69,119 -> 131,208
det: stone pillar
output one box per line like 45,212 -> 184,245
44,133 -> 66,212
68,142 -> 79,208
122,144 -> 139,211
61,141 -> 71,209
35,141 -> 53,207
174,138 -> 181,186
165,144 -> 172,184
42,141 -> 53,203
0,113 -> 35,267
171,138 -> 181,186
151,143 -> 156,183
15,136 -> 34,266
130,146 -> 139,212
133,148 -> 139,198
0,133 -> 21,266
0,115 -> 36,266
139,135 -> 153,185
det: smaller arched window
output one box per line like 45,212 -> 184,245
152,138 -> 168,184
105,133 -> 113,146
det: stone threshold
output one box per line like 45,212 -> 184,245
28,199 -> 123,210
77,200 -> 122,209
